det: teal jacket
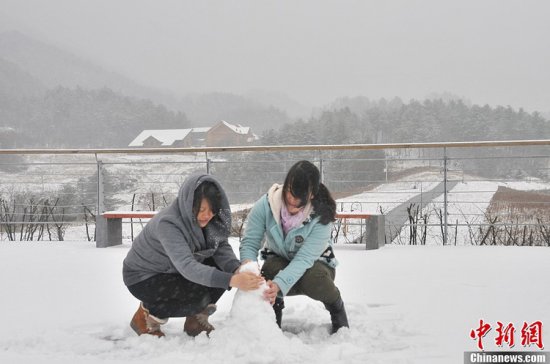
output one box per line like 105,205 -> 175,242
240,184 -> 337,296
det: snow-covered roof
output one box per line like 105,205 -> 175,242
128,129 -> 192,147
220,120 -> 250,135
129,128 -> 213,147
191,127 -> 211,133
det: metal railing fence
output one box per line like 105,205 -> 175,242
0,140 -> 549,245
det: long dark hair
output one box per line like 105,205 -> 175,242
282,160 -> 336,225
192,181 -> 221,217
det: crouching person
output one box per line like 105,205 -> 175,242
240,160 -> 349,334
123,174 -> 263,337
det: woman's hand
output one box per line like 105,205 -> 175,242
230,271 -> 264,291
263,280 -> 280,305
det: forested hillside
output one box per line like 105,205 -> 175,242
1,31 -> 548,149
181,92 -> 292,133
258,98 -> 550,181
262,98 -> 550,145
0,87 -> 189,148
0,31 -> 292,146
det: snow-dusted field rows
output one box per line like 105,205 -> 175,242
394,177 -> 550,245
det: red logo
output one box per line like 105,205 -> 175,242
495,322 -> 515,348
521,321 -> 544,350
470,320 -> 544,351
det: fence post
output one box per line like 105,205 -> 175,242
385,157 -> 388,182
95,159 -> 113,247
443,147 -> 448,246
365,215 -> 386,250
319,152 -> 324,184
97,159 -> 105,216
205,152 -> 211,174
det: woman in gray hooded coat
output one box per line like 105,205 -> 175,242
123,173 -> 263,337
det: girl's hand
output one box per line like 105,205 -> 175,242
263,280 -> 280,305
230,271 -> 264,291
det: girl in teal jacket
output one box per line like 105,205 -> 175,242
240,160 -> 349,334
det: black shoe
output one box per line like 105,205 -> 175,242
324,297 -> 349,334
273,297 -> 285,328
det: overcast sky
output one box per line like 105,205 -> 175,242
1,0 -> 549,112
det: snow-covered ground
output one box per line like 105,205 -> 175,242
335,171 -> 445,214
1,169 -> 549,362
1,240 -> 549,364
326,170 -> 550,246
394,177 -> 550,245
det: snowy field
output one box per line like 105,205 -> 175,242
52,170 -> 550,246
335,171 -> 445,214
329,170 -> 550,246
1,240 -> 549,364
394,178 -> 550,245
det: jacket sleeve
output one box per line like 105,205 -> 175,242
273,221 -> 331,296
239,197 -> 268,262
212,240 -> 241,273
157,217 -> 234,289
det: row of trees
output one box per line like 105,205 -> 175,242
262,98 -> 549,145
392,203 -> 550,247
2,82 -> 547,150
0,87 -> 297,149
0,194 -> 75,241
260,99 -> 550,179
1,87 -> 190,148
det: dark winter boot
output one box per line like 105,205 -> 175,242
324,297 -> 349,334
184,304 -> 217,337
273,297 -> 285,328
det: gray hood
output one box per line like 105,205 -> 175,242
176,173 -> 232,254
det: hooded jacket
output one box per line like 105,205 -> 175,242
123,174 -> 240,289
239,183 -> 337,296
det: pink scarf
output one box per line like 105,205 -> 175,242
281,203 -> 307,235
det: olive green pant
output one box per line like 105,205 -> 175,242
261,256 -> 341,305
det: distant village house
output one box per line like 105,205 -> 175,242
128,121 -> 257,148
205,121 -> 255,147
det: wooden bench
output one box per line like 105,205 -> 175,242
96,211 -> 158,248
333,212 -> 385,250
96,210 -> 385,250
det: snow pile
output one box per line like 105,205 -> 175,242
209,261 -> 294,362
229,262 -> 273,324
